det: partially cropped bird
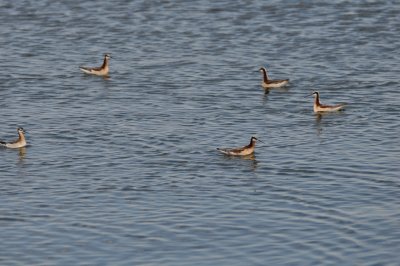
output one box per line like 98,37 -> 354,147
0,127 -> 27,148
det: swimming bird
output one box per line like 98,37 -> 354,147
79,54 -> 111,76
308,91 -> 345,113
259,67 -> 289,89
217,136 -> 263,156
0,127 -> 27,148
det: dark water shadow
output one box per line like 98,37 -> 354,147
263,86 -> 290,94
314,110 -> 346,136
315,113 -> 323,136
262,90 -> 270,104
262,86 -> 290,104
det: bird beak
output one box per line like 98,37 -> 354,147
304,92 -> 314,98
257,139 -> 265,144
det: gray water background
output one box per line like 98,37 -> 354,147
0,1 -> 399,265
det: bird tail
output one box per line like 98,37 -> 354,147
79,66 -> 92,74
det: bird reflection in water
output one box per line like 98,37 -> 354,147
315,113 -> 323,136
18,147 -> 26,160
223,153 -> 258,171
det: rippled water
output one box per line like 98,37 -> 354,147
1,0 -> 399,265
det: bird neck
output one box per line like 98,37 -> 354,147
261,69 -> 269,82
248,138 -> 256,148
314,94 -> 321,106
18,132 -> 26,143
101,57 -> 109,69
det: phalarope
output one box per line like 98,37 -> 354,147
308,91 -> 345,113
259,67 -> 289,89
217,136 -> 263,156
79,54 -> 111,76
0,127 -> 27,148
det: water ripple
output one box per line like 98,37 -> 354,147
1,0 -> 400,265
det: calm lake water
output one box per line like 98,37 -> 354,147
1,0 -> 399,265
